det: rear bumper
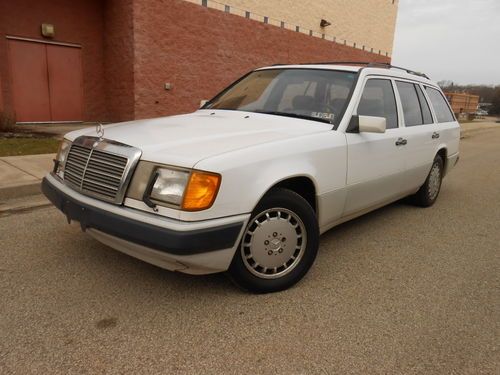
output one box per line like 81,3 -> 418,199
42,174 -> 249,274
445,152 -> 459,176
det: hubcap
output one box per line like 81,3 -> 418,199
428,162 -> 441,200
241,208 -> 307,279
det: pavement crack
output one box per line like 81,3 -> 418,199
0,158 -> 42,180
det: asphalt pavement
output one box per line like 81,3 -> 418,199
1,129 -> 499,374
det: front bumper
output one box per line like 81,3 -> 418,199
42,174 -> 249,274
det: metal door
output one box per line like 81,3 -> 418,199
47,44 -> 83,121
7,38 -> 83,123
8,39 -> 51,122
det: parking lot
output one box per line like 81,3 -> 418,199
1,129 -> 499,374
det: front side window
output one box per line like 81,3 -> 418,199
357,79 -> 398,129
396,81 -> 424,127
426,87 -> 455,123
206,69 -> 357,125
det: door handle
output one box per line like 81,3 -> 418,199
395,137 -> 407,146
432,132 -> 440,139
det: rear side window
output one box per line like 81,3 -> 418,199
396,81 -> 423,126
415,85 -> 433,124
426,87 -> 455,123
358,79 -> 398,129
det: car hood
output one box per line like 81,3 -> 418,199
65,110 -> 333,167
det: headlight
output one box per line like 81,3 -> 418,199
150,168 -> 190,206
146,167 -> 221,211
54,139 -> 72,179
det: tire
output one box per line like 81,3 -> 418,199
227,188 -> 319,293
412,154 -> 444,207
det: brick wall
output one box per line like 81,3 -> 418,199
0,0 -> 107,121
0,0 -> 393,123
104,0 -> 136,122
445,92 -> 480,114
133,0 -> 390,119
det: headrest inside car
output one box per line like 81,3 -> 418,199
292,95 -> 316,111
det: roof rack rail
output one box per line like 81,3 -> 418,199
272,61 -> 371,66
279,61 -> 430,79
370,63 -> 430,80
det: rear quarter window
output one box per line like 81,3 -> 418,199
426,87 -> 455,123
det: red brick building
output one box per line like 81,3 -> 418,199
0,0 -> 397,124
444,92 -> 480,115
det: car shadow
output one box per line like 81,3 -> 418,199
318,197 -> 418,247
78,234 -> 239,294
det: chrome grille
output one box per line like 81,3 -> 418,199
62,137 -> 142,204
64,145 -> 91,187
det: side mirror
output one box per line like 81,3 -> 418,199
200,100 -> 208,108
359,115 -> 386,133
348,115 -> 386,133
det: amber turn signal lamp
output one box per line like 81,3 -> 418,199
182,171 -> 221,211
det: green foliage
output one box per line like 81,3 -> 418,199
490,87 -> 500,115
0,138 -> 60,157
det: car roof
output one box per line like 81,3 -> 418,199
257,64 -> 437,86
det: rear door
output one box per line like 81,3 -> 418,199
393,80 -> 437,191
344,77 -> 407,216
425,86 -> 461,164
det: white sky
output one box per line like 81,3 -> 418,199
392,0 -> 500,85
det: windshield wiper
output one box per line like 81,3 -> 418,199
254,110 -> 332,124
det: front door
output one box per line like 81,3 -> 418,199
344,77 -> 406,216
8,38 -> 83,123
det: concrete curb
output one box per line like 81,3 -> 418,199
0,193 -> 51,216
0,153 -> 54,201
0,181 -> 42,200
460,126 -> 499,139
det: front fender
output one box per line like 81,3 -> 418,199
181,132 -> 347,222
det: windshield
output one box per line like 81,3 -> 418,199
205,68 -> 357,125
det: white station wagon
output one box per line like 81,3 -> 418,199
43,63 -> 460,293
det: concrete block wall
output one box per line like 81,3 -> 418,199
184,0 -> 399,56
